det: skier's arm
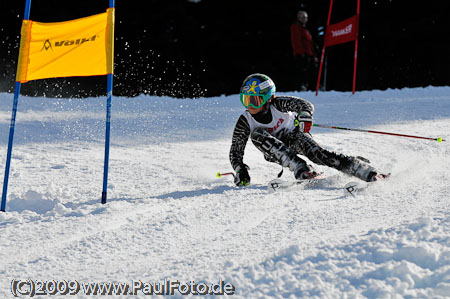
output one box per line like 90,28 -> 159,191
229,115 -> 251,183
272,96 -> 314,133
272,96 -> 315,115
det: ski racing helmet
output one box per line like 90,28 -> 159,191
240,73 -> 276,109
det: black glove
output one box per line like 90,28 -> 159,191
234,164 -> 250,187
295,111 -> 313,133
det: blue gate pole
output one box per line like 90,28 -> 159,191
101,0 -> 115,204
1,84 -> 21,212
102,75 -> 113,204
1,0 -> 32,212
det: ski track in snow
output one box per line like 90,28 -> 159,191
0,87 -> 449,298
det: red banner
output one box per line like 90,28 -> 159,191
324,15 -> 359,47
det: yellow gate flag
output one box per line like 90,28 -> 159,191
16,8 -> 114,83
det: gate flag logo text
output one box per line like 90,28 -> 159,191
324,15 -> 359,47
41,39 -> 52,51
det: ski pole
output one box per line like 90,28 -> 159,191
313,123 -> 445,142
216,172 -> 235,179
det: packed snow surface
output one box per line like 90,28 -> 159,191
0,87 -> 449,298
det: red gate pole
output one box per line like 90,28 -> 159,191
352,0 -> 360,94
316,0 -> 334,96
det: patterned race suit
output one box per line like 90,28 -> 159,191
229,96 -> 378,182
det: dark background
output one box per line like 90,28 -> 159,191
0,0 -> 449,98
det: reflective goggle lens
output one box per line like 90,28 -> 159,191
240,94 -> 267,108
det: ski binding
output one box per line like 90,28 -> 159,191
343,181 -> 368,197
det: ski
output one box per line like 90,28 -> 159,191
343,173 -> 391,197
268,173 -> 390,195
267,175 -> 325,193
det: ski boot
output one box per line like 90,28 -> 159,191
295,165 -> 322,180
367,172 -> 390,182
342,156 -> 381,182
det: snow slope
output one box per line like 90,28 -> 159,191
0,87 -> 449,298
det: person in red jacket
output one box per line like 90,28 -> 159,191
290,10 -> 318,91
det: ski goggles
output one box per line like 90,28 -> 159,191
240,88 -> 275,108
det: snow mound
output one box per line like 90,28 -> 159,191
7,190 -> 70,215
0,87 -> 449,298
231,216 -> 450,298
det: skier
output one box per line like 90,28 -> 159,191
229,73 -> 388,187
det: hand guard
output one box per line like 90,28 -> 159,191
295,111 -> 313,133
234,164 -> 250,187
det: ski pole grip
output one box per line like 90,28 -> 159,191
216,172 -> 236,178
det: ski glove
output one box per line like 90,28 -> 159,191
234,164 -> 250,187
295,111 -> 313,133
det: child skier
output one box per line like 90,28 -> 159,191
229,73 -> 387,187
